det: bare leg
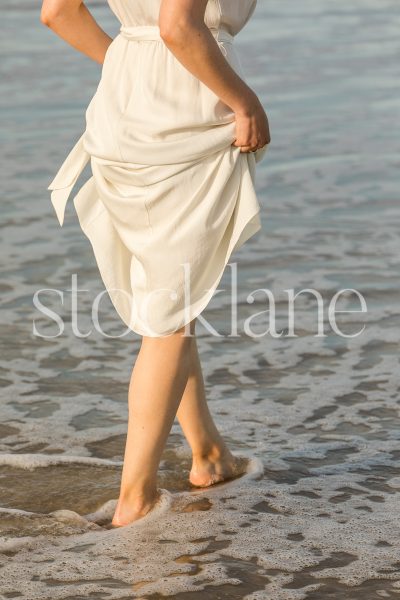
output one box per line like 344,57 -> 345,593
176,331 -> 248,487
111,319 -> 195,527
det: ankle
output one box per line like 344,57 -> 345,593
118,482 -> 158,505
192,443 -> 232,464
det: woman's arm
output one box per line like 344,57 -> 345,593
159,0 -> 270,152
40,0 -> 113,65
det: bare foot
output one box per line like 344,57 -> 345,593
189,450 -> 249,488
111,489 -> 160,527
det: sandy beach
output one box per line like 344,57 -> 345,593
1,0 -> 400,597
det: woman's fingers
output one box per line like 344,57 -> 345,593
232,107 -> 271,153
233,135 -> 270,153
238,144 -> 259,153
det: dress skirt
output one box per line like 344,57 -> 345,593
47,22 -> 268,337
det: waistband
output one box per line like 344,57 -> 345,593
119,24 -> 234,47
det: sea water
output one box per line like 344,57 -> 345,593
1,0 -> 400,598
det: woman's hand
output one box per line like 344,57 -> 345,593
232,95 -> 271,153
40,0 -> 113,65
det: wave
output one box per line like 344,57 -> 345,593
0,453 -> 122,470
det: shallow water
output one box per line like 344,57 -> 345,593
1,0 -> 400,598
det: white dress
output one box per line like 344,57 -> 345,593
47,0 -> 268,336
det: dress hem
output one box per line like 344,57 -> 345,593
81,207 -> 262,338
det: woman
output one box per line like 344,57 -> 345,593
41,0 -> 270,527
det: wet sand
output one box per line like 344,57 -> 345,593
1,0 -> 400,598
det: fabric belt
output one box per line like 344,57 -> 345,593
48,133 -> 89,227
119,24 -> 234,56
